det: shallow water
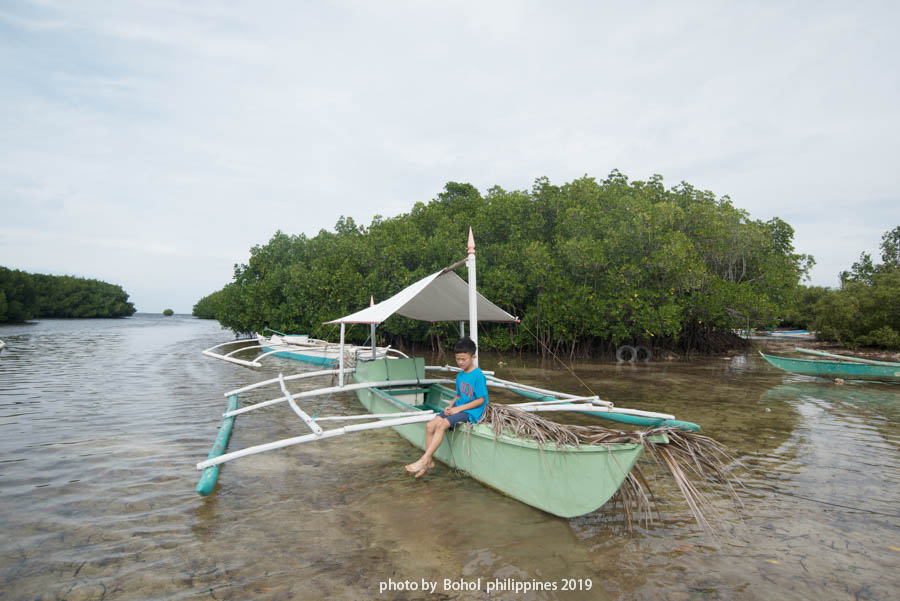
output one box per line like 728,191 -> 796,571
1,317 -> 898,600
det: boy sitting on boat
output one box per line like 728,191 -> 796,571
405,337 -> 488,478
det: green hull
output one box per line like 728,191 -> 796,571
760,352 -> 900,382
260,346 -> 339,368
352,358 -> 646,518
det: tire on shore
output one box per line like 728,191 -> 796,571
634,345 -> 653,362
616,345 -> 636,362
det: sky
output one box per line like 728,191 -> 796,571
1,0 -> 898,313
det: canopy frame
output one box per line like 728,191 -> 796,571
328,228 -> 516,385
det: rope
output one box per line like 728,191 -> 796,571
517,321 -> 596,397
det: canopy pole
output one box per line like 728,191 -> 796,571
467,227 -> 478,367
460,321 -> 465,337
370,296 -> 377,360
339,322 -> 346,387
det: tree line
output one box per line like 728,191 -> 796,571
785,227 -> 900,349
197,171 -> 814,356
0,267 -> 137,322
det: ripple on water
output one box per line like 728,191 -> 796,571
1,318 -> 899,600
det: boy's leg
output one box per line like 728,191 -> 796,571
405,415 -> 450,476
413,418 -> 451,478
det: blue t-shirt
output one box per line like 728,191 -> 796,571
454,367 -> 488,423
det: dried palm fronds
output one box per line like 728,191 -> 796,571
480,403 -> 743,534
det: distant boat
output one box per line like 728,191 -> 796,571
739,328 -> 816,340
255,332 -> 399,367
203,330 -> 401,369
770,329 -> 814,338
759,347 -> 900,382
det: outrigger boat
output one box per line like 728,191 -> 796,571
196,230 -> 705,518
760,347 -> 900,383
203,326 -> 402,368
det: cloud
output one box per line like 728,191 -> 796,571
1,1 -> 899,312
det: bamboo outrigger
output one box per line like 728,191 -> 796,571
196,229 -> 714,518
202,327 -> 404,369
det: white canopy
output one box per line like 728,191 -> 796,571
325,269 -> 518,325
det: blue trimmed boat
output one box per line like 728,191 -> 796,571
759,347 -> 900,382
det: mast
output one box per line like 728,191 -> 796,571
338,322 -> 346,387
370,296 -> 376,360
467,227 -> 478,367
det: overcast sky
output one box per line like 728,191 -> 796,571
2,1 -> 898,313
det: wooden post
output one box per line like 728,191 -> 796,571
338,322 -> 346,387
370,296 -> 377,360
467,227 -> 478,367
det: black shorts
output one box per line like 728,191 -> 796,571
437,411 -> 471,429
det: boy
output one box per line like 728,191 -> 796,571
405,337 -> 488,478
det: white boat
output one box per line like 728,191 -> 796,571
256,331 -> 401,367
202,329 -> 403,368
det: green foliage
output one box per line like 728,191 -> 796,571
192,289 -> 225,319
780,285 -> 830,329
163,308 -> 174,316
0,267 -> 137,322
802,226 -> 900,349
205,173 -> 812,353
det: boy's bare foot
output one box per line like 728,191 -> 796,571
414,460 -> 435,479
405,459 -> 424,473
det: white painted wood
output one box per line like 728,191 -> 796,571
425,365 -> 496,376
223,378 -> 454,418
202,339 -> 260,354
486,377 -> 613,406
467,227 -> 478,366
224,345 -> 260,359
338,323 -> 346,387
513,403 -> 675,420
196,412 -> 438,470
224,368 -> 353,397
279,373 -> 323,434
201,350 -> 261,368
313,410 -> 433,422
510,395 -> 601,407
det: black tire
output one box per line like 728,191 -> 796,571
616,345 -> 636,363
634,345 -> 653,362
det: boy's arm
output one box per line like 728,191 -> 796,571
444,394 -> 460,412
445,396 -> 485,415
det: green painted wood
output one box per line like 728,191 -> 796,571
504,383 -> 700,431
196,395 -> 240,496
580,411 -> 701,431
759,351 -> 900,382
795,347 -> 900,367
260,345 -> 338,367
353,358 -> 647,518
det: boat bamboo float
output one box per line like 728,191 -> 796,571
196,394 -> 240,496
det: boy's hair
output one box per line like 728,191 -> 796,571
453,337 -> 477,355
